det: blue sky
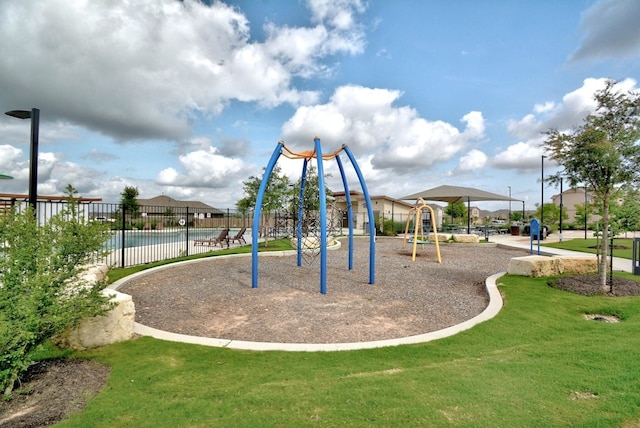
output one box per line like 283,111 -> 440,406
1,0 -> 639,211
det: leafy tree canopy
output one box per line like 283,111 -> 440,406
445,201 -> 467,224
236,165 -> 291,214
543,79 -> 640,289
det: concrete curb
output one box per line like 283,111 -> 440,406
113,252 -> 506,351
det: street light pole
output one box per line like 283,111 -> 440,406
541,155 -> 546,237
559,177 -> 563,243
5,108 -> 39,214
584,185 -> 588,239
508,186 -> 511,222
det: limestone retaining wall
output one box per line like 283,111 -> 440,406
56,264 -> 135,350
428,233 -> 449,242
452,234 -> 480,244
508,255 -> 598,277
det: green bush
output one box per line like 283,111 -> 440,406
0,205 -> 113,396
375,219 -> 405,236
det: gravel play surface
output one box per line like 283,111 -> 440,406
119,237 -> 529,344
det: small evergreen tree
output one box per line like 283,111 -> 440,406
120,185 -> 140,227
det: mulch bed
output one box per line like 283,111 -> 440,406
550,275 -> 640,296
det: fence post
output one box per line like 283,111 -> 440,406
185,206 -> 190,257
120,204 -> 126,268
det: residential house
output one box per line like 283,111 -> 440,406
550,187 -> 596,224
136,195 -> 224,228
332,191 -> 444,232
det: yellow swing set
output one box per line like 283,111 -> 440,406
402,198 -> 442,263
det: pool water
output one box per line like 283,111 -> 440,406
105,228 -> 232,249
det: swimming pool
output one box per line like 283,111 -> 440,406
105,228 -> 231,250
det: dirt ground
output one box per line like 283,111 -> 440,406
2,273 -> 639,427
0,359 -> 110,428
551,275 -> 640,296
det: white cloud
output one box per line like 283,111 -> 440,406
533,102 -> 555,114
491,142 -> 544,170
0,0 -> 367,142
281,85 -> 485,173
505,78 -> 606,140
494,77 -> 639,171
569,0 -> 640,63
156,147 -> 250,189
455,149 -> 488,173
0,144 -> 23,169
307,0 -> 366,34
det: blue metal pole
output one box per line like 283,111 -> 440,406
296,159 -> 308,266
335,154 -> 353,270
343,145 -> 375,284
315,137 -> 328,294
251,142 -> 283,288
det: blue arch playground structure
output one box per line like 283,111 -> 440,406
251,138 -> 376,294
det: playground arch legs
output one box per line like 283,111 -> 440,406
251,138 -> 376,294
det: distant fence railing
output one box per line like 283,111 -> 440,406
3,199 -> 500,268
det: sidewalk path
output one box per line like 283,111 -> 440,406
489,230 -> 634,273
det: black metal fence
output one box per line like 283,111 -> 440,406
2,199 -> 508,268
3,200 -> 369,268
2,200 -> 254,268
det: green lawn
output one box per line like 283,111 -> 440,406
544,237 -> 635,259
53,274 -> 640,427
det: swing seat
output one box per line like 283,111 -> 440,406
406,238 -> 430,245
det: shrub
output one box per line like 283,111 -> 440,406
377,219 -> 405,236
0,204 -> 113,396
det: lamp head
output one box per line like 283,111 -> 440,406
5,110 -> 31,119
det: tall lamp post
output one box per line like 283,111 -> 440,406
541,155 -> 546,237
584,185 -> 588,239
508,186 -> 511,222
5,108 -> 39,214
559,177 -> 563,243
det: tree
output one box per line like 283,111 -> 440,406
611,187 -> 640,236
0,188 -> 113,396
445,201 -> 467,224
289,164 -> 333,233
120,186 -> 140,222
510,211 -> 524,223
574,202 -> 595,230
534,203 -> 566,232
236,165 -> 291,243
544,79 -> 640,290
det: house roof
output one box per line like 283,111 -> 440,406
137,195 -> 222,212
